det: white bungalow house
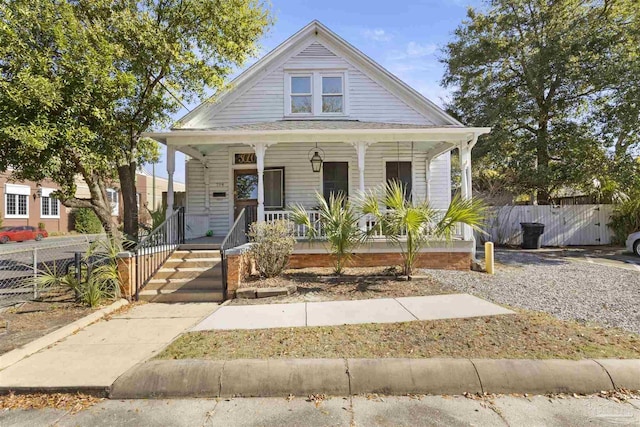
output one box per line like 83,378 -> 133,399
146,20 -> 489,268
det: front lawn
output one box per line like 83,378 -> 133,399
158,309 -> 640,360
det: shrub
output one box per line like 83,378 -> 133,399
72,208 -> 104,234
38,222 -> 45,230
608,198 -> 640,244
249,220 -> 295,278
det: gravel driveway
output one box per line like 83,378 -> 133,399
424,250 -> 640,335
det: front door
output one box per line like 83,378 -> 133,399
234,169 -> 258,219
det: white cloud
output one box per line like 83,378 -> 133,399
362,28 -> 391,42
406,41 -> 438,58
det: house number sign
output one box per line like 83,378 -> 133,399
234,153 -> 256,164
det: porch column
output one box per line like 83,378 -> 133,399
166,145 -> 175,219
351,141 -> 371,230
459,141 -> 474,245
203,160 -> 210,211
252,142 -> 268,222
425,156 -> 432,203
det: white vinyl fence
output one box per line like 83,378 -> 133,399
480,205 -> 615,247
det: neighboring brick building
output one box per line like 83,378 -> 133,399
1,169 -> 185,233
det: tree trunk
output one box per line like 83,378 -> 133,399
117,162 -> 139,244
535,118 -> 552,205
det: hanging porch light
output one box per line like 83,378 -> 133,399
308,142 -> 325,173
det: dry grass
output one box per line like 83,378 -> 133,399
158,309 -> 640,360
233,267 -> 451,304
0,392 -> 102,413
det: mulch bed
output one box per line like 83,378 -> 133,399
0,392 -> 103,413
232,267 -> 452,305
158,309 -> 640,360
0,293 -> 95,355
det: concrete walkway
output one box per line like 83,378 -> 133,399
192,294 -> 513,331
0,303 -> 217,391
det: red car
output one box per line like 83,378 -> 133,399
0,226 -> 48,244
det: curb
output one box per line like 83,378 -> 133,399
109,358 -> 640,399
0,298 -> 129,371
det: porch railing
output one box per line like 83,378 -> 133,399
264,209 -> 463,239
220,208 -> 250,300
134,207 -> 185,300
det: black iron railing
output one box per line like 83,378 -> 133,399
134,207 -> 185,300
220,208 -> 250,300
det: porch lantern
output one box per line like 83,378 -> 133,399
308,143 -> 324,173
33,184 -> 42,200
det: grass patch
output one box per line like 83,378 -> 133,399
158,310 -> 640,360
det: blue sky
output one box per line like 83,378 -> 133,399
154,0 -> 484,182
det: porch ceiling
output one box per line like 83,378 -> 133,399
144,120 -> 490,156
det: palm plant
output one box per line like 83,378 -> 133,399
360,181 -> 487,278
290,191 -> 367,275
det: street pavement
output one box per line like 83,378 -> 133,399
1,395 -> 639,426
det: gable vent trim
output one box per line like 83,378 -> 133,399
296,42 -> 336,57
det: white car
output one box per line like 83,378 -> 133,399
627,231 -> 640,257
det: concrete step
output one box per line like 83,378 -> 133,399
152,268 -> 222,281
139,289 -> 224,303
164,259 -> 221,268
144,277 -> 223,292
170,250 -> 221,260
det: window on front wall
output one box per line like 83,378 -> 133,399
322,76 -> 343,113
40,188 -> 60,218
290,75 -> 312,114
4,184 -> 30,218
386,161 -> 412,200
264,168 -> 285,209
322,162 -> 349,202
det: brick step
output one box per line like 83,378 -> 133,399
139,289 -> 223,303
144,277 -> 223,292
152,268 -> 222,280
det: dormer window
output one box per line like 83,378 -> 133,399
290,75 -> 312,114
285,71 -> 347,116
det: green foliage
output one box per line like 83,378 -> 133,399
608,198 -> 640,245
0,0 -> 272,238
290,192 -> 366,275
360,181 -> 486,277
442,0 -> 640,202
249,220 -> 296,278
73,208 -> 104,234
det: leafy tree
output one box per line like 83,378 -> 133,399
442,0 -> 640,204
360,182 -> 486,277
0,0 -> 272,239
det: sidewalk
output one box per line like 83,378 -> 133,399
192,293 -> 514,331
0,303 -> 217,392
2,394 -> 639,426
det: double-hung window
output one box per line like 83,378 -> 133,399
290,75 -> 313,114
286,71 -> 346,116
264,167 -> 285,209
40,187 -> 60,218
386,161 -> 413,200
4,184 -> 29,218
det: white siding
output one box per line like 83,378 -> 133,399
185,142 -> 452,236
186,37 -> 436,128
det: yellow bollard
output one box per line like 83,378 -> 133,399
485,242 -> 495,275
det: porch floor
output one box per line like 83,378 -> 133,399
192,294 -> 514,331
180,236 -> 224,250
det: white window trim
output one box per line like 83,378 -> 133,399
4,184 -> 30,219
40,187 -> 60,219
264,168 -> 285,210
107,188 -> 119,216
284,70 -> 348,117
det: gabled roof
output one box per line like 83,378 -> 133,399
176,20 -> 463,129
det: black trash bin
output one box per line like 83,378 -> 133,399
520,222 -> 545,249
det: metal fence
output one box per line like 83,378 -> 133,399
0,235 -> 102,307
220,208 -> 249,301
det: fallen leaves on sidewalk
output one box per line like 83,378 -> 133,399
0,392 -> 102,413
